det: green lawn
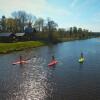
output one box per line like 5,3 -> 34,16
0,41 -> 46,54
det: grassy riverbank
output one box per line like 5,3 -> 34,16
0,37 -> 93,54
0,41 -> 46,54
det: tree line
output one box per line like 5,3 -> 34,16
0,10 -> 92,43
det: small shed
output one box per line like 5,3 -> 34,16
15,32 -> 33,41
15,33 -> 26,41
0,33 -> 16,42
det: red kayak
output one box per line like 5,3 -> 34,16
12,60 -> 28,65
48,60 -> 58,66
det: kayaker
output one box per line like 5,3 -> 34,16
52,56 -> 55,61
20,55 -> 22,63
78,52 -> 85,63
80,52 -> 84,58
48,56 -> 57,66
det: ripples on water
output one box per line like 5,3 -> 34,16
0,57 -> 56,100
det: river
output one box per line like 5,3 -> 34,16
0,38 -> 100,100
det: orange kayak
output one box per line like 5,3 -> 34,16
48,60 -> 58,66
12,60 -> 28,65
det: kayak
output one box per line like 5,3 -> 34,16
78,58 -> 84,63
48,60 -> 58,66
12,60 -> 28,65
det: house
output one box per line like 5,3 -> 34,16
0,33 -> 16,42
24,22 -> 37,33
25,27 -> 37,40
25,27 -> 33,34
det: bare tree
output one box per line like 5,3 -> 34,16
34,18 -> 44,32
27,14 -> 36,24
47,18 -> 58,42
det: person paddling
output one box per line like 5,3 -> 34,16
78,52 -> 85,63
80,52 -> 84,58
20,55 -> 22,64
52,56 -> 55,61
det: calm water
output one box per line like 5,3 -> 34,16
0,38 -> 100,100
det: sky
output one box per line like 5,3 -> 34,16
0,0 -> 100,32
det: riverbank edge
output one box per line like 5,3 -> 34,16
0,41 -> 46,54
0,37 -> 94,54
59,37 -> 93,42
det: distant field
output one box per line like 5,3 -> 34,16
0,41 -> 46,54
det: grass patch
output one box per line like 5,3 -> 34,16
0,41 -> 46,54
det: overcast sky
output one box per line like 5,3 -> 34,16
0,0 -> 100,32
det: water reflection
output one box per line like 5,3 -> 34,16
79,63 -> 84,71
17,57 -> 55,100
0,56 -> 56,100
48,65 -> 56,70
